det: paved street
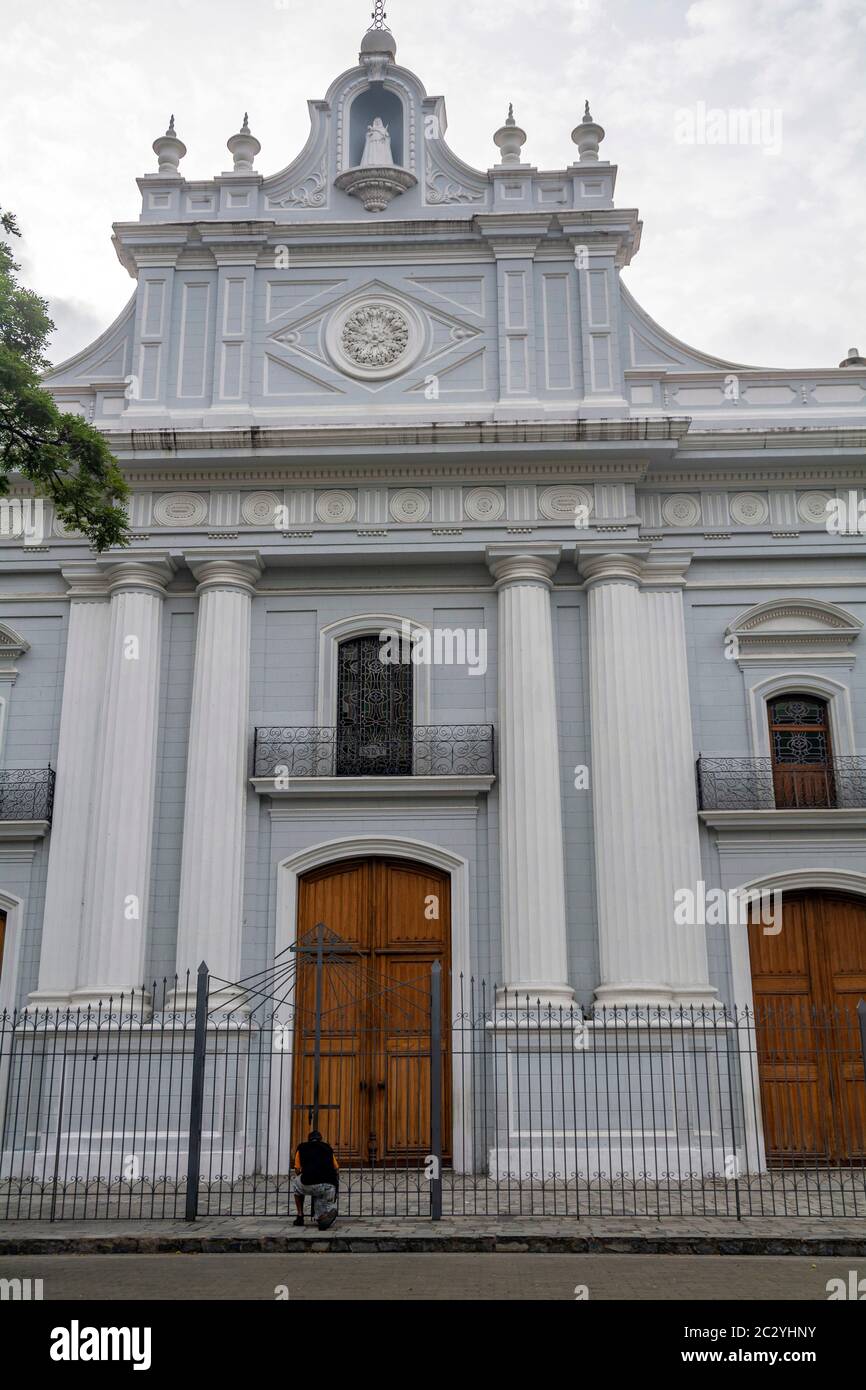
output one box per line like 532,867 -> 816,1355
0,1253 -> 858,1300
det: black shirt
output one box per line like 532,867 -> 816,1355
294,1140 -> 339,1186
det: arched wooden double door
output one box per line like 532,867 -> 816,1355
291,858 -> 451,1165
749,891 -> 866,1163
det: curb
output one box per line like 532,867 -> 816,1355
2,1233 -> 866,1257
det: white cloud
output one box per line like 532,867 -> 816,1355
1,0 -> 863,368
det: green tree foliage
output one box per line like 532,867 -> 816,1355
0,206 -> 128,550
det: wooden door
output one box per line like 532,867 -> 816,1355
768,694 -> 834,808
749,891 -> 866,1162
292,859 -> 451,1165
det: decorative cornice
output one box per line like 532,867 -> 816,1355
103,418 -> 690,457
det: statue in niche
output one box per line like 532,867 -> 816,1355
360,117 -> 394,167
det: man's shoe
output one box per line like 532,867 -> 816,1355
317,1210 -> 338,1231
292,1216 -> 304,1227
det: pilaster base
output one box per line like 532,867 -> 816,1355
165,984 -> 249,1017
67,988 -> 152,1020
593,982 -> 722,1013
496,982 -> 576,1014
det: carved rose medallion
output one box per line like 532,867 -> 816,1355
340,304 -> 410,369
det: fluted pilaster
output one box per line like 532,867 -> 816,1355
72,555 -> 175,1009
580,547 -> 716,1009
642,557 -> 716,1003
487,545 -> 572,1007
30,567 -> 110,1008
171,552 -> 262,1009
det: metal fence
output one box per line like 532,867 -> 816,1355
0,767 -> 55,822
253,726 -> 495,779
2,954 -> 865,1223
696,755 -> 866,811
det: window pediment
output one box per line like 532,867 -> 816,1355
0,623 -> 30,677
727,598 -> 862,664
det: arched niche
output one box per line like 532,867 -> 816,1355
348,86 -> 405,168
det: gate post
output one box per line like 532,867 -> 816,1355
184,962 -> 209,1223
858,1000 -> 866,1080
430,961 -> 443,1222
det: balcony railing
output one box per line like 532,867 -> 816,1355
0,768 -> 55,822
254,727 -> 495,780
696,756 -> 866,812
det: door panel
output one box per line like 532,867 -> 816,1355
817,895 -> 866,1159
292,858 -> 451,1165
768,695 -> 834,808
749,891 -> 866,1162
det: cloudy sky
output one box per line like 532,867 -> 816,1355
2,0 -> 864,369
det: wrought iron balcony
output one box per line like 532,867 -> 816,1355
696,756 -> 866,812
0,767 -> 55,822
254,727 -> 495,780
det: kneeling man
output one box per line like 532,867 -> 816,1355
292,1130 -> 339,1230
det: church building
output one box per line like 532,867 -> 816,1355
1,16 -> 865,1187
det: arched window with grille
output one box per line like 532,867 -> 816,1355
336,634 -> 413,776
767,693 -> 835,808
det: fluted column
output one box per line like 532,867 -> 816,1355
71,555 -> 175,1010
582,550 -> 666,1006
580,547 -> 717,1009
30,566 -> 110,1008
170,551 -> 262,1010
641,554 -> 716,1004
487,545 -> 573,1008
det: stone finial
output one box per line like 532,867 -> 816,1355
494,104 -> 527,166
227,112 -> 261,172
839,346 -> 866,367
571,99 -> 606,162
152,115 -> 186,176
360,22 -> 396,79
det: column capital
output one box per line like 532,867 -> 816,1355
640,549 -> 694,590
578,544 -> 695,590
101,551 -> 176,596
486,543 -> 561,589
184,549 -> 263,595
61,562 -> 111,602
578,546 -> 646,588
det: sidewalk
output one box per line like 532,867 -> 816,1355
2,1215 -> 865,1256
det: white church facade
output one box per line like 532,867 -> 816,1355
1,19 -> 865,1186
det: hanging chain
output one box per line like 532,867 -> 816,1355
369,1 -> 387,29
